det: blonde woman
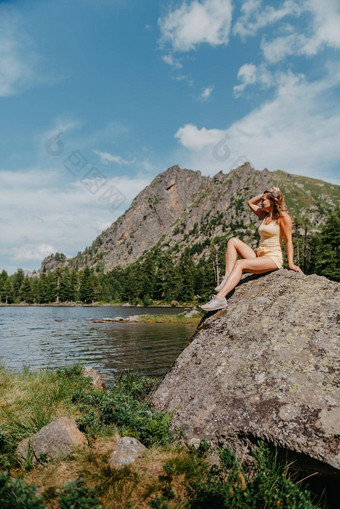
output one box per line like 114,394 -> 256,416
200,186 -> 304,311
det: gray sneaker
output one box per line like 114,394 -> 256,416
199,295 -> 228,311
215,276 -> 228,292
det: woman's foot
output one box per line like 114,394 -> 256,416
215,276 -> 228,292
199,295 -> 228,311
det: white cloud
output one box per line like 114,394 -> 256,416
173,66 -> 340,183
233,0 -> 302,39
235,0 -> 340,63
158,0 -> 233,52
303,0 -> 340,55
12,244 -> 58,262
0,167 -> 152,273
233,63 -> 257,96
175,123 -> 225,150
162,53 -> 183,69
260,33 -> 303,64
93,150 -> 134,165
200,85 -> 214,100
0,5 -> 44,97
233,63 -> 282,96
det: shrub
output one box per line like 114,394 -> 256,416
0,471 -> 46,509
56,477 -> 102,508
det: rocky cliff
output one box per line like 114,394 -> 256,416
152,270 -> 340,478
39,163 -> 340,273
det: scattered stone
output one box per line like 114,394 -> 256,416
187,437 -> 201,449
183,309 -> 201,318
83,366 -> 106,390
152,271 -> 340,478
205,452 -> 221,468
109,437 -> 146,469
16,417 -> 87,465
170,300 -> 179,307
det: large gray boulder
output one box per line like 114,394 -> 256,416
152,270 -> 340,477
16,417 -> 88,465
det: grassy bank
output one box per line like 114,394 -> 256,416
0,363 -> 325,508
105,313 -> 203,325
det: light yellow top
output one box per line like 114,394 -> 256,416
258,218 -> 283,250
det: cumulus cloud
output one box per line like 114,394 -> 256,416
158,0 -> 233,53
234,0 -> 340,63
174,66 -> 340,183
232,0 -> 302,39
0,167 -> 152,273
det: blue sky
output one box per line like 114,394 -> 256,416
1,0 -> 340,274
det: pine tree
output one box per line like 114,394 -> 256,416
13,269 -> 24,299
2,278 -> 14,304
139,256 -> 156,300
37,273 -> 50,303
69,270 -> 79,301
180,255 -> 195,303
19,276 -> 33,303
311,209 -> 340,281
79,266 -> 94,303
0,270 -> 8,302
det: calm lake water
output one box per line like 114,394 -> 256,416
0,306 -> 195,385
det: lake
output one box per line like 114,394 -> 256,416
0,306 -> 195,385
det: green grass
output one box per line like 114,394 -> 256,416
0,364 -> 327,508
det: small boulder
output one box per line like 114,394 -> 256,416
16,417 -> 87,465
183,309 -> 201,318
83,366 -> 106,390
109,437 -> 146,469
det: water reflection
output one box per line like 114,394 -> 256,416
0,306 -> 195,385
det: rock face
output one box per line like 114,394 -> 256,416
16,417 -> 87,465
109,437 -> 146,469
39,163 -> 340,273
152,271 -> 340,476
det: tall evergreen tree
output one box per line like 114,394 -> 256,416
2,278 -> 14,304
79,266 -> 94,303
19,276 -> 33,303
37,273 -> 50,303
180,255 -> 195,302
311,209 -> 340,281
13,269 -> 24,299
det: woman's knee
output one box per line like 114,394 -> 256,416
227,237 -> 238,247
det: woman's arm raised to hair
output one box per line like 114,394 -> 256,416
280,213 -> 304,274
247,193 -> 266,218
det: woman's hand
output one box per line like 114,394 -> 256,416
289,264 -> 304,274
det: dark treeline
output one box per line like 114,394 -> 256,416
1,209 -> 339,305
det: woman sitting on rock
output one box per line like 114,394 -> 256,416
200,186 -> 304,311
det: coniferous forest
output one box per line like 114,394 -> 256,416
1,209 -> 339,306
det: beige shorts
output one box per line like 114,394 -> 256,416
256,247 -> 283,269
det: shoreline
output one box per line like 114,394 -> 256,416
0,302 -> 192,308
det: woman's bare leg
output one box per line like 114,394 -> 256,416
217,256 -> 277,299
224,237 -> 257,277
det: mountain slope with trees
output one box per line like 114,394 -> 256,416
39,162 -> 340,275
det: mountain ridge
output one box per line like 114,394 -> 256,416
39,162 -> 340,274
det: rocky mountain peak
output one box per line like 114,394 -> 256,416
38,163 -> 340,274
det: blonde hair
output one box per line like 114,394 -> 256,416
264,187 -> 288,219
